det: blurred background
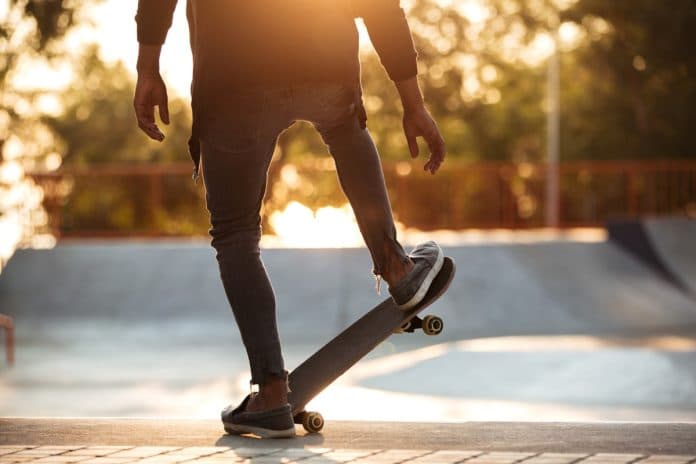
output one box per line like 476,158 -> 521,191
0,0 -> 695,422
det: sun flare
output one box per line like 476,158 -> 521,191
262,201 -> 364,248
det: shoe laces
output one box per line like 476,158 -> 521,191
374,274 -> 382,295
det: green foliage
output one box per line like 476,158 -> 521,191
45,45 -> 192,166
41,46 -> 205,235
561,0 -> 696,160
358,0 -> 696,162
17,0 -> 78,50
0,0 -> 101,256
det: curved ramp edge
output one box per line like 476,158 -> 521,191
607,219 -> 692,296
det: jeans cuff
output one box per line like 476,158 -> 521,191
250,367 -> 288,387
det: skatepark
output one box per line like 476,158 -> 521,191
2,219 -> 696,460
1,218 -> 694,425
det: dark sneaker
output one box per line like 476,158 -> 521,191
389,241 -> 444,311
221,395 -> 296,438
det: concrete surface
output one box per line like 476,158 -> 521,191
2,240 -> 696,342
2,446 -> 693,464
3,331 -> 696,421
644,218 -> 696,294
1,419 -> 696,455
2,238 -> 696,420
357,340 -> 696,414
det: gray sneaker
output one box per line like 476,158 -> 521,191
389,241 -> 444,311
221,395 -> 296,438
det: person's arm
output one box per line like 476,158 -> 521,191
352,0 -> 445,174
352,0 -> 417,82
133,0 -> 177,141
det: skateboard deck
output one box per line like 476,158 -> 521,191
288,256 -> 456,432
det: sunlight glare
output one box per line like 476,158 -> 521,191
454,0 -> 491,23
73,0 -> 193,98
0,161 -> 23,184
264,201 -> 364,248
558,21 -> 584,51
3,136 -> 23,161
522,32 -> 556,66
11,59 -> 73,92
0,214 -> 22,269
261,199 -> 606,249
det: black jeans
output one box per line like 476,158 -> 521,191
199,82 -> 409,385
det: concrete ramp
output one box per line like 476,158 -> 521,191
644,217 -> 696,294
1,239 -> 695,342
440,241 -> 696,338
608,218 -> 696,295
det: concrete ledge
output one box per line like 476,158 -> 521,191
1,419 -> 695,455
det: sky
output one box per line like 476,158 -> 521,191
85,0 -> 194,98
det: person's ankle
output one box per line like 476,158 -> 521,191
382,257 -> 414,287
247,374 -> 289,412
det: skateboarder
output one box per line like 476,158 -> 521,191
134,0 -> 446,437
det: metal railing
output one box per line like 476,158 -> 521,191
27,160 -> 696,236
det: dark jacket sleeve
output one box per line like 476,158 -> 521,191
351,0 -> 418,81
135,0 -> 178,45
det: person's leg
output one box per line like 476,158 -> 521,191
298,83 -> 413,287
199,90 -> 291,411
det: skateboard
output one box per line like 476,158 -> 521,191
288,256 -> 456,433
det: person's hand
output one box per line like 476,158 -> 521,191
134,72 -> 169,141
402,105 -> 446,174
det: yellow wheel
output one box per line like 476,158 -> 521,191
302,411 -> 324,433
422,315 -> 443,335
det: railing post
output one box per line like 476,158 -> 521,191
502,165 -> 515,228
546,18 -> 561,229
0,313 -> 14,366
627,171 -> 637,217
150,172 -> 163,227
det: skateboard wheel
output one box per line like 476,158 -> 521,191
422,315 -> 443,335
302,411 -> 324,433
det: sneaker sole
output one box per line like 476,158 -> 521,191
397,247 -> 445,311
223,422 -> 296,439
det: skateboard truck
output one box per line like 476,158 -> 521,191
394,314 -> 443,335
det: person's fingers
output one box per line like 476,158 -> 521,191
135,101 -> 154,125
158,105 -> 170,125
134,77 -> 168,141
424,131 -> 446,174
137,118 -> 164,141
148,127 -> 165,141
158,95 -> 170,125
432,134 -> 446,162
406,132 -> 419,158
136,121 -> 161,141
141,125 -> 164,141
135,102 -> 164,141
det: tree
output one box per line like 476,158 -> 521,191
0,0 -> 100,264
562,0 -> 696,160
45,46 -> 192,166
41,46 -> 205,235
